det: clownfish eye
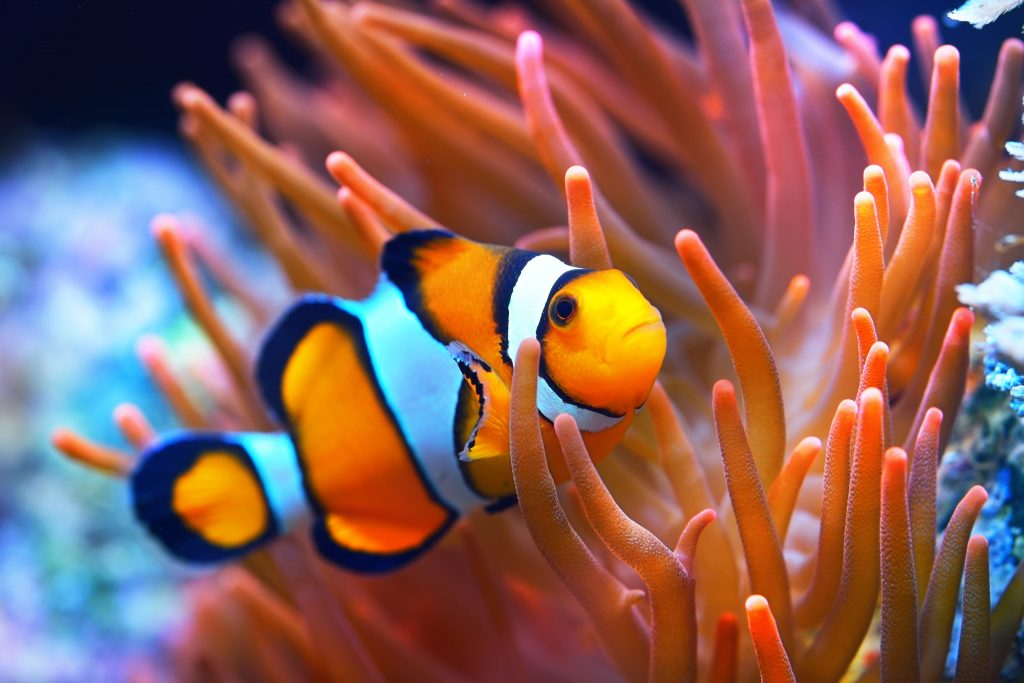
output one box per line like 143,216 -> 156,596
549,294 -> 577,327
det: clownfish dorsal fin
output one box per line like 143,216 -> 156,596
381,230 -> 510,375
381,228 -> 462,268
380,229 -> 464,317
449,341 -> 510,462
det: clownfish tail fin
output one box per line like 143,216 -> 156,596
130,431 -> 305,563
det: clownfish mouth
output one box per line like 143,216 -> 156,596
624,318 -> 664,338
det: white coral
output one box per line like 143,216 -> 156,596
948,0 -> 1024,28
957,269 -> 1024,318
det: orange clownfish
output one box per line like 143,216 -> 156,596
132,230 -> 666,572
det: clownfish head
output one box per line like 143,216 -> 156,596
537,269 -> 666,418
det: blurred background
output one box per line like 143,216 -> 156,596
0,1 -> 1019,680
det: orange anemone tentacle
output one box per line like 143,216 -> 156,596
556,413 -> 708,683
509,338 -> 649,680
327,152 -> 440,233
136,335 -> 210,430
52,429 -> 133,477
908,408 -> 943,609
878,44 -> 920,166
564,166 -> 613,270
979,39 -> 1024,146
647,383 -> 741,642
836,87 -> 904,239
883,133 -> 915,239
992,556 -> 1024,675
745,595 -> 796,683
562,0 -> 756,248
514,226 -> 569,253
708,612 -> 739,683
911,16 -> 939,96
833,21 -> 882,85
812,191 -> 885,432
739,0 -> 814,305
851,308 -> 878,375
298,0 -> 563,234
801,388 -> 885,681
861,164 -> 892,246
963,38 -> 1024,176
677,230 -> 786,485
921,45 -> 961,178
181,108 -> 335,295
796,399 -> 857,628
677,0 -> 766,210
768,274 -> 810,343
857,341 -> 891,447
336,187 -> 392,260
152,216 -> 271,430
353,2 -> 680,240
886,159 -> 961,396
767,437 -> 821,542
919,485 -> 988,683
955,536 -> 991,683
907,168 -> 978,405
878,171 -> 936,336
113,404 -> 157,452
879,448 -> 920,682
267,540 -> 386,683
183,219 -> 271,327
712,381 -> 792,649
900,308 -> 973,458
173,84 -> 364,256
218,567 -> 317,671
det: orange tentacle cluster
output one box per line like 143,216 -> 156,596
49,0 -> 1024,680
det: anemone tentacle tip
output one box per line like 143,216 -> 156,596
935,43 -> 961,64
516,29 -> 542,53
325,150 -> 352,172
746,594 -> 769,612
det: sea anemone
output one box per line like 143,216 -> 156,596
52,0 -> 1024,680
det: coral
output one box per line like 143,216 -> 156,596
51,0 -> 1024,680
0,138 -> 264,680
949,0 -> 1024,31
961,262 -> 1024,416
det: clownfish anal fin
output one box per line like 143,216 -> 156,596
310,511 -> 456,573
130,432 -> 303,563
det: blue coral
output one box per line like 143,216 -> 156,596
0,135 -> 262,682
985,355 -> 1024,417
960,261 -> 1024,417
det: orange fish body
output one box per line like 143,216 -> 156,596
131,230 -> 666,572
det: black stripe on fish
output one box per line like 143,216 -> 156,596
380,228 -> 456,343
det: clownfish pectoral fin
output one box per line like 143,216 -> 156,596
450,341 -> 510,462
130,432 -> 305,564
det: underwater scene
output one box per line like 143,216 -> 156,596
3,0 -> 1024,680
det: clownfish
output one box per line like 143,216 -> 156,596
132,230 -> 666,572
